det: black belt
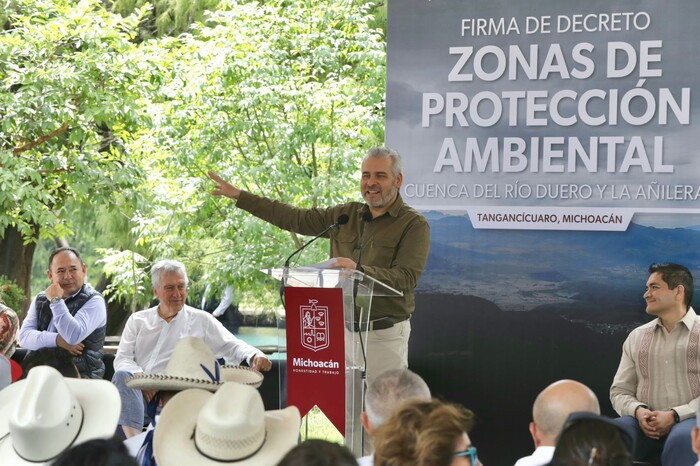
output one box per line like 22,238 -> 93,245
347,316 -> 408,332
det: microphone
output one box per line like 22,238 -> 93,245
284,214 -> 349,267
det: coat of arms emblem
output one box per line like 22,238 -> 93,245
300,299 -> 330,352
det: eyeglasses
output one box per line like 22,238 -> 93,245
454,446 -> 477,465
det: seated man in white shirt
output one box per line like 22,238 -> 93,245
514,379 -> 600,466
112,259 -> 271,438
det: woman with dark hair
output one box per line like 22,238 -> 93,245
549,412 -> 634,466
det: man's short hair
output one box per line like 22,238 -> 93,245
649,262 -> 694,308
365,368 -> 431,429
365,147 -> 402,178
48,247 -> 84,270
151,259 -> 189,289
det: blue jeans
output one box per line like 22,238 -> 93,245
112,370 -> 147,430
613,415 -> 696,465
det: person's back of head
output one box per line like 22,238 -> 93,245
373,398 -> 476,466
21,347 -> 80,379
550,413 -> 633,466
364,368 -> 431,433
276,439 -> 358,466
531,379 -> 600,446
52,437 -> 138,466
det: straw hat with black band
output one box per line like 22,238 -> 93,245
0,365 -> 120,466
154,382 -> 301,466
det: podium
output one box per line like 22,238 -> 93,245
264,266 -> 403,456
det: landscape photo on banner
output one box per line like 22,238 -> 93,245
387,0 -> 700,464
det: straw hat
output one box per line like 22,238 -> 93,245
0,366 -> 120,465
154,383 -> 301,466
126,336 -> 264,391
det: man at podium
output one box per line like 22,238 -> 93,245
208,146 -> 430,383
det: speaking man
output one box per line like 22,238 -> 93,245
209,147 -> 430,384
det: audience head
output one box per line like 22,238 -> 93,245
549,412 -> 634,466
48,247 -> 87,297
52,437 -> 138,466
276,439 -> 358,466
0,366 -> 121,464
0,302 -> 19,357
530,379 -> 600,447
647,262 -> 693,309
21,347 -> 80,379
154,382 -> 301,466
362,368 -> 431,435
373,398 -> 478,466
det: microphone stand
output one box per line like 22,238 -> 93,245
279,215 -> 349,306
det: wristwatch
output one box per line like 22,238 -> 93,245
50,296 -> 62,305
672,409 -> 681,423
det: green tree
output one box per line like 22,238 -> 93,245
0,0 -> 155,305
103,0 -> 386,311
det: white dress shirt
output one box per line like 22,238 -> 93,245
113,305 -> 262,374
513,446 -> 555,466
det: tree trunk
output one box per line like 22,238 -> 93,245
0,224 -> 39,314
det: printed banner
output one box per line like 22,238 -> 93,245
285,287 -> 346,435
387,0 -> 700,231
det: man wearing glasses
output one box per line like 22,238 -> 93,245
111,259 -> 271,438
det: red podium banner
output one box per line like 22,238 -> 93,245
285,287 -> 346,435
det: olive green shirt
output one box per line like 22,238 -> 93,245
237,191 -> 431,320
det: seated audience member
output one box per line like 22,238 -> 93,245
153,382 -> 301,466
19,247 -> 107,379
373,398 -> 480,466
277,439 -> 358,466
0,301 -> 20,357
549,412 -> 634,466
20,346 -> 80,378
123,336 -> 264,464
112,259 -> 271,438
611,263 -> 698,465
0,365 -> 120,463
53,438 -> 138,466
514,379 -> 600,466
359,368 -> 431,466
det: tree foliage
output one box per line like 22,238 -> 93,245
3,0 -> 386,313
0,0 -> 154,242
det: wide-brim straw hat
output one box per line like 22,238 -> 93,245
126,336 -> 263,391
0,366 -> 120,465
154,383 -> 300,466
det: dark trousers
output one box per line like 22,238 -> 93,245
613,415 -> 696,466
